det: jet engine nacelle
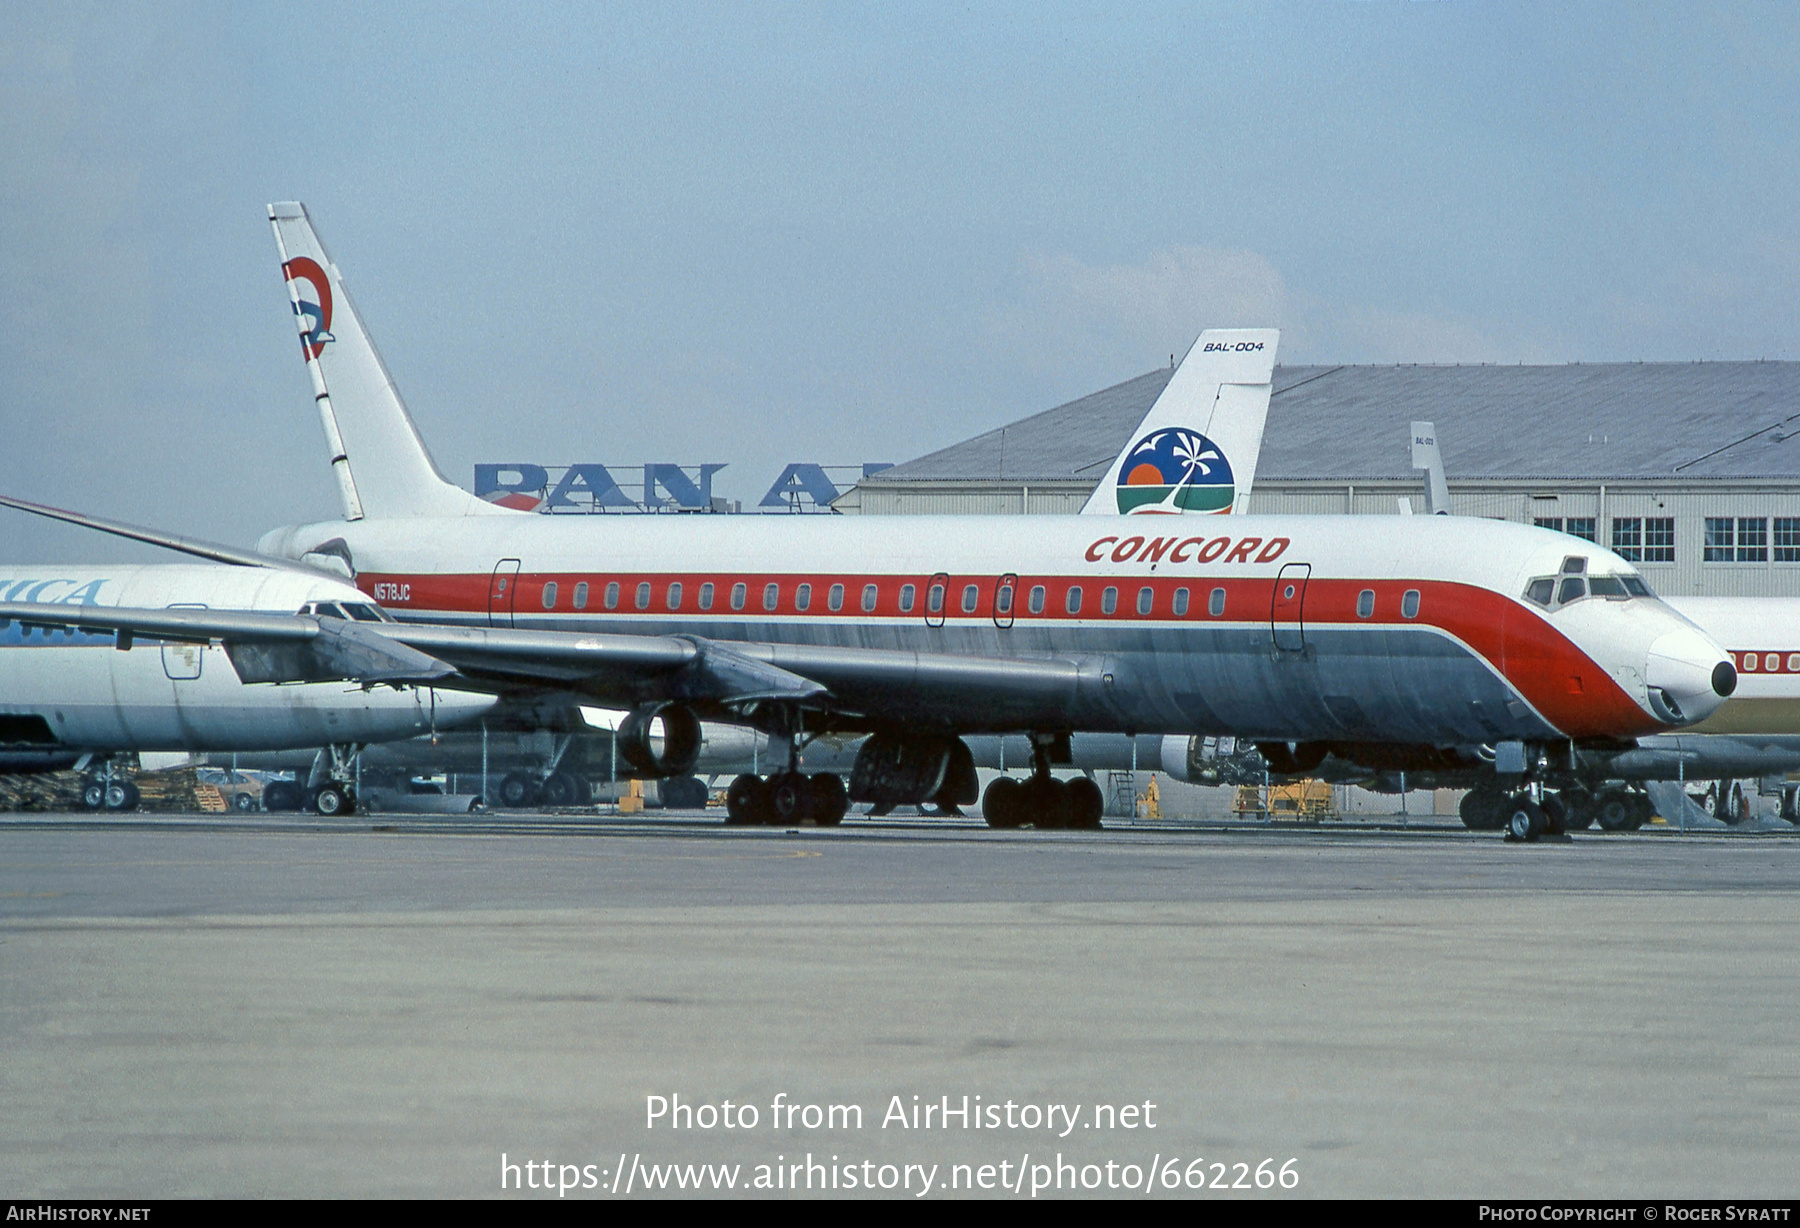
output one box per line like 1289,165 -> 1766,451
616,704 -> 702,778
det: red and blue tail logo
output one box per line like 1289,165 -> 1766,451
283,257 -> 334,360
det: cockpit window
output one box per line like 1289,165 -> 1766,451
1527,569 -> 1652,611
1622,576 -> 1653,598
1526,578 -> 1555,607
1587,576 -> 1628,598
1557,577 -> 1586,604
345,603 -> 387,622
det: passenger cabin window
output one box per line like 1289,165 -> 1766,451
1029,585 -> 1046,614
1356,589 -> 1375,618
996,584 -> 1013,615
698,582 -> 714,611
1557,577 -> 1585,604
604,582 -> 620,610
1208,587 -> 1226,617
1401,589 -> 1422,619
730,583 -> 747,611
1137,587 -> 1153,616
573,582 -> 589,610
928,583 -> 945,614
795,583 -> 812,612
763,583 -> 780,612
1101,587 -> 1118,615
1066,586 -> 1083,615
900,584 -> 916,613
861,584 -> 878,612
667,582 -> 682,610
1172,587 -> 1189,616
635,582 -> 651,610
961,584 -> 979,614
541,581 -> 558,610
828,583 -> 844,612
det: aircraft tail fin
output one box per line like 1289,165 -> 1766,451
268,203 -> 507,520
1080,328 -> 1279,515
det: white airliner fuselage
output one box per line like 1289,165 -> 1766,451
0,565 -> 494,755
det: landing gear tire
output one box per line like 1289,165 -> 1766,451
982,777 -> 1024,829
810,774 -> 849,826
1595,791 -> 1634,831
81,778 -> 106,811
1065,776 -> 1104,830
263,780 -> 302,812
497,771 -> 542,809
1022,775 -> 1072,830
1538,791 -> 1568,836
104,781 -> 139,812
768,771 -> 812,825
1721,780 -> 1749,825
1505,797 -> 1546,842
662,776 -> 711,811
540,771 -> 587,808
725,774 -> 769,826
1557,788 -> 1595,830
311,783 -> 352,816
1459,789 -> 1508,831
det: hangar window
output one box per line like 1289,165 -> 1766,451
1208,587 -> 1226,617
1137,587 -> 1153,615
1776,518 -> 1800,562
763,583 -> 780,611
1101,587 -> 1118,615
1401,589 -> 1422,619
1066,586 -> 1083,615
1706,517 -> 1768,563
541,582 -> 558,610
961,584 -> 979,614
667,583 -> 682,611
573,582 -> 589,610
1611,518 -> 1644,562
862,584 -> 878,612
1564,518 -> 1596,542
1644,519 -> 1674,562
828,583 -> 844,612
1357,589 -> 1375,618
698,582 -> 714,611
730,582 -> 747,611
604,582 -> 620,610
1172,587 -> 1189,616
795,583 -> 812,612
635,582 -> 651,610
1029,586 -> 1046,615
900,584 -> 916,613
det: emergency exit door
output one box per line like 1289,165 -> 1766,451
489,559 -> 521,628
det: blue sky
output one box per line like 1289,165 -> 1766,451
3,2 -> 1797,559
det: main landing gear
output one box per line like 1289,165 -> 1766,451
724,771 -> 850,826
78,757 -> 140,812
981,739 -> 1104,831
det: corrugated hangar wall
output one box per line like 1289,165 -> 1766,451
839,362 -> 1800,598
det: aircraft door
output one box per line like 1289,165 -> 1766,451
993,574 -> 1016,629
161,604 -> 205,680
925,573 -> 948,628
1270,562 -> 1310,653
488,559 -> 521,628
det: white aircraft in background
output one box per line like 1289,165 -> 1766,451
0,563 -> 494,811
0,203 -> 1737,842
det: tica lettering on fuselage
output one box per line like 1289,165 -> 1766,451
295,510 -> 1732,747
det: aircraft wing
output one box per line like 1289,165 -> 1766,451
0,600 -> 1097,727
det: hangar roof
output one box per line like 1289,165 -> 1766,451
874,362 -> 1800,484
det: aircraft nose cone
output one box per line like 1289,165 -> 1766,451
1645,629 -> 1733,725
